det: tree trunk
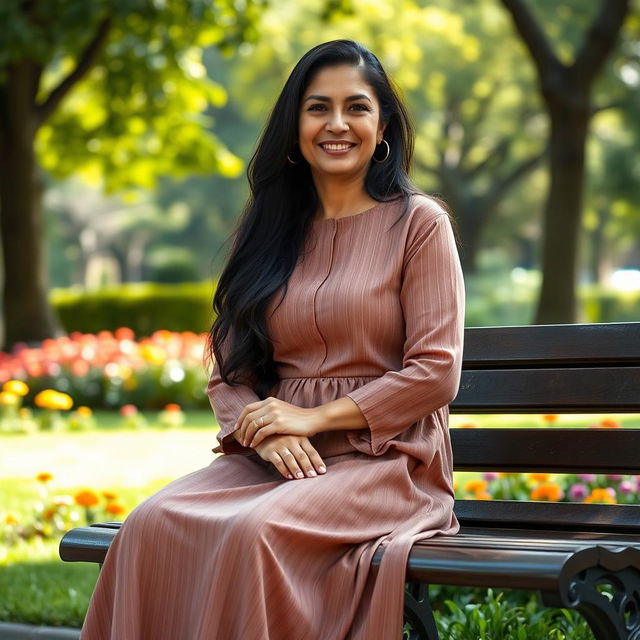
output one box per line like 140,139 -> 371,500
0,61 -> 60,349
534,100 -> 589,323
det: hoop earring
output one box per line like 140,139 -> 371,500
373,139 -> 390,163
286,153 -> 298,165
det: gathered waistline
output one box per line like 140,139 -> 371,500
278,375 -> 380,380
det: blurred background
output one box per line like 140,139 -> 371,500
1,3 -> 639,634
1,0 -> 639,352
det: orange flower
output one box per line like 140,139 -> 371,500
76,406 -> 93,417
120,404 -> 138,417
105,501 -> 126,516
529,473 -> 551,483
457,423 -> 477,429
464,479 -> 488,495
2,380 -> 29,396
75,489 -> 100,508
43,507 -> 58,520
164,403 -> 182,412
599,418 -> 621,429
36,472 -> 53,483
475,492 -> 493,500
542,414 -> 558,424
530,482 -> 563,502
102,490 -> 118,501
584,488 -> 617,504
114,327 -> 135,341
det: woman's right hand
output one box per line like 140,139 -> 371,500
241,433 -> 326,480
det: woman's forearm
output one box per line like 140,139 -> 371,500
315,396 -> 368,434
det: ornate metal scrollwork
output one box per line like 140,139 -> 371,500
543,547 -> 640,640
403,582 -> 439,640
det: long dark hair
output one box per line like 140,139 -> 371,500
208,39 -> 417,397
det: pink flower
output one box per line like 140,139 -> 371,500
483,472 -> 499,481
578,474 -> 596,483
618,480 -> 635,495
120,404 -> 138,417
606,474 -> 623,481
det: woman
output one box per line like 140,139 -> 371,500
80,39 -> 465,640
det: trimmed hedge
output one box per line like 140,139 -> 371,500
50,278 -> 640,336
51,282 -> 216,336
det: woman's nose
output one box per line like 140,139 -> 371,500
326,111 -> 348,132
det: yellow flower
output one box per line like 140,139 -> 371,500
530,482 -> 563,502
0,391 -> 19,407
36,472 -> 53,483
3,380 -> 29,396
76,406 -> 93,417
34,389 -> 73,411
5,513 -> 19,526
74,489 -> 100,508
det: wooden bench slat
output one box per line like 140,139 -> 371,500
454,500 -> 640,534
463,322 -> 640,367
452,367 -> 640,412
451,428 -> 640,473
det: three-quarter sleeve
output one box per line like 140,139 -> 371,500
345,211 -> 465,455
206,344 -> 261,456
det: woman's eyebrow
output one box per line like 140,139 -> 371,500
303,94 -> 372,103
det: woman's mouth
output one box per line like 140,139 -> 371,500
319,142 -> 356,154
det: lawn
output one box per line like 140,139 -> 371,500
1,411 -> 637,631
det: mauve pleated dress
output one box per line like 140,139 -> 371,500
80,193 -> 465,640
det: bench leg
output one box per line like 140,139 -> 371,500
404,582 -> 439,640
542,561 -> 640,640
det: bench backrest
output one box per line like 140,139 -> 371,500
449,322 -> 640,534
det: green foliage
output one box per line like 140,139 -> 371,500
51,281 -> 215,335
431,588 -> 594,640
1,0 -> 268,192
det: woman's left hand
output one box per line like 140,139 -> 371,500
234,397 -> 325,449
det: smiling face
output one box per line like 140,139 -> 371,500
298,64 -> 386,183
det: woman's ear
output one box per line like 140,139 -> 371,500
377,121 -> 388,143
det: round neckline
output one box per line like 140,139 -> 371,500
312,200 -> 390,224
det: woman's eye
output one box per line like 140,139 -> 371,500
308,104 -> 326,111
350,104 -> 370,111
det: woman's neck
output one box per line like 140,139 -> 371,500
312,173 -> 377,220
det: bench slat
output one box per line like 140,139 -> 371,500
451,428 -> 640,473
452,367 -> 640,412
455,500 -> 640,534
463,323 -> 640,367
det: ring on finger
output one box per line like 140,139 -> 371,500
259,416 -> 265,426
280,448 -> 292,457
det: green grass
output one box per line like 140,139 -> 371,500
1,412 -> 637,630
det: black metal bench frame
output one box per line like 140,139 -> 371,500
60,322 -> 640,639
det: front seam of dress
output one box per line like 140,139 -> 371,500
313,220 -> 337,370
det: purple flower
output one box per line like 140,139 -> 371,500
606,474 -> 623,481
578,474 -> 596,483
606,487 -> 617,499
483,472 -> 499,481
569,484 -> 589,500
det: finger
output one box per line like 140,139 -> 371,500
301,442 -> 327,474
292,447 -> 318,478
243,417 -> 264,447
249,424 -> 277,448
280,448 -> 305,480
270,452 -> 293,480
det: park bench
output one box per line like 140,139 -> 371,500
60,321 -> 640,640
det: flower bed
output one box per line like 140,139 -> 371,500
0,329 -> 209,410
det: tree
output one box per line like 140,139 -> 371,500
0,0 -> 263,348
501,0 -> 631,323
